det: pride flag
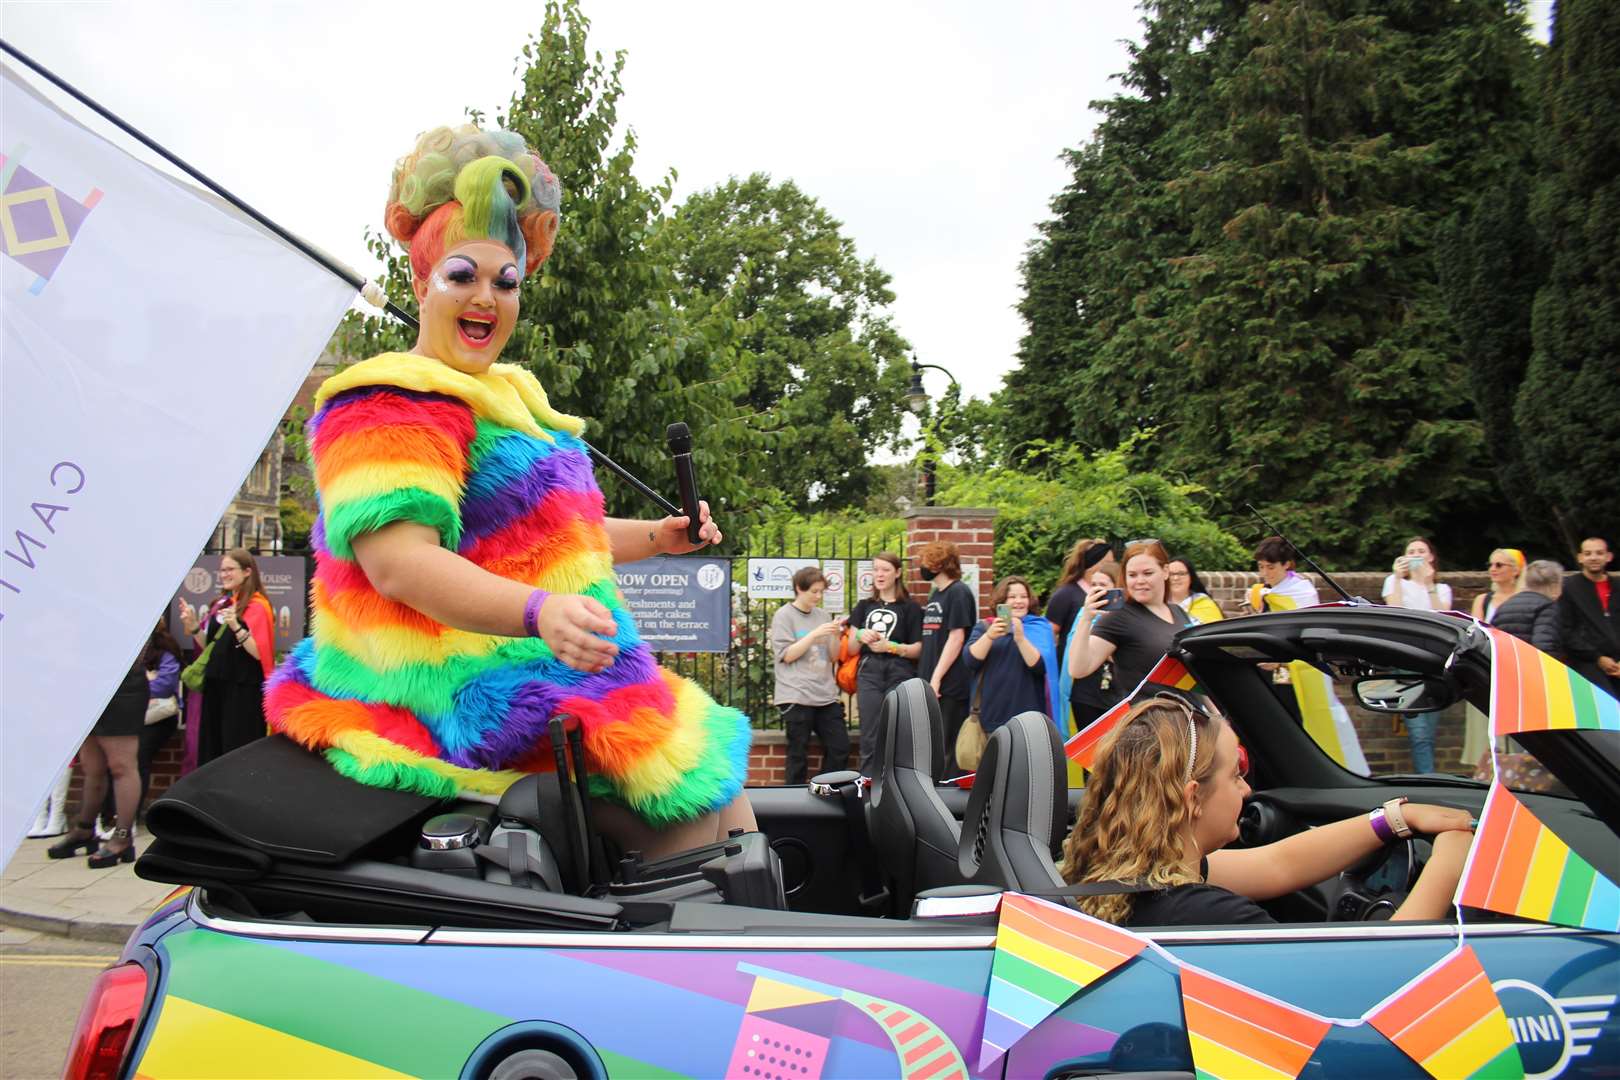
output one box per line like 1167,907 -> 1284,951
1366,946 -> 1522,1079
1179,966 -> 1331,1080
1458,783 -> 1620,932
978,893 -> 1147,1069
1065,655 -> 1200,769
1485,625 -> 1620,737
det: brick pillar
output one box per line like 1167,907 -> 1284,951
904,506 -> 998,618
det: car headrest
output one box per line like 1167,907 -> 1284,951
496,769 -> 588,890
959,712 -> 1067,885
874,677 -> 944,782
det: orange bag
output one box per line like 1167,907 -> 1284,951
835,628 -> 861,695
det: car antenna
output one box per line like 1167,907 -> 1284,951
1244,503 -> 1359,604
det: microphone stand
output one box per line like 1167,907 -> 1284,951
1,38 -> 681,521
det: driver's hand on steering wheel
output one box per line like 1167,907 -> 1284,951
1401,803 -> 1475,836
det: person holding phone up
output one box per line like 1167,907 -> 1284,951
847,553 -> 922,776
1068,540 -> 1190,701
1381,538 -> 1453,774
964,577 -> 1057,735
771,566 -> 851,785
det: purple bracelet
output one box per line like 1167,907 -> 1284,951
1368,807 -> 1396,844
523,589 -> 551,638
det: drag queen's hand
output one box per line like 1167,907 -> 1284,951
538,594 -> 620,673
656,500 -> 723,553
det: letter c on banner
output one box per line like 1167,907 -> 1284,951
50,461 -> 86,495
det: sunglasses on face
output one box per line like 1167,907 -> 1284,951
1488,561 -> 1514,569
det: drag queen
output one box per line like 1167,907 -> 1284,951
265,125 -> 753,854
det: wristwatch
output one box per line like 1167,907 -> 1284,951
1369,797 -> 1413,843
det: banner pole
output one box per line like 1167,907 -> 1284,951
0,38 -> 682,520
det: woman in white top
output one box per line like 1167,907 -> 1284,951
1462,547 -> 1526,770
1381,538 -> 1454,773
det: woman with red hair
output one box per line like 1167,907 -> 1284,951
263,125 -> 753,855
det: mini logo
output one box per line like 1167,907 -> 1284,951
1493,979 -> 1615,1080
0,152 -> 102,295
184,567 -> 214,594
696,564 -> 725,591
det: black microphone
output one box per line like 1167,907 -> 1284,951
666,422 -> 703,545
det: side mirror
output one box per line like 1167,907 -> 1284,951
1352,675 -> 1457,714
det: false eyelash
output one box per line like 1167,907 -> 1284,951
447,269 -> 477,284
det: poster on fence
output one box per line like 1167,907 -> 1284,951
745,558 -> 848,611
172,555 -> 307,659
616,556 -> 731,652
745,558 -> 820,600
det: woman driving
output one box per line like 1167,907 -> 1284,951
1059,696 -> 1474,927
264,124 -> 753,856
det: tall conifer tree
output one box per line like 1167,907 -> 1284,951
1518,0 -> 1620,542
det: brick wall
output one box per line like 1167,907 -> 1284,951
746,727 -> 860,786
904,506 -> 998,617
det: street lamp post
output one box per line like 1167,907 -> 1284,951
904,354 -> 959,506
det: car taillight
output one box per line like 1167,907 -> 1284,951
62,962 -> 148,1080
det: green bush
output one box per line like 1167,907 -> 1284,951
937,436 -> 1246,598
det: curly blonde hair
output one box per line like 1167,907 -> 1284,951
1058,696 -> 1222,923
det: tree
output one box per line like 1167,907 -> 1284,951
938,436 -> 1247,600
1004,0 -> 1542,564
1439,177 -> 1559,550
339,0 -> 768,530
662,174 -> 912,513
1518,0 -> 1620,543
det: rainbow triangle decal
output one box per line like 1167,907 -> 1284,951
1458,782 -> 1620,932
1180,965 -> 1331,1080
1485,625 -> 1620,737
1366,946 -> 1523,1079
978,893 -> 1148,1069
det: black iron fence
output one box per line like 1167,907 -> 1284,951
203,531 -> 904,729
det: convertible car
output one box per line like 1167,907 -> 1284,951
65,606 -> 1618,1079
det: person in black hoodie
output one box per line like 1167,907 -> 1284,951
1560,537 -> 1619,699
1493,560 -> 1564,657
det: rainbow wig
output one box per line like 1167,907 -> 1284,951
384,124 -> 562,291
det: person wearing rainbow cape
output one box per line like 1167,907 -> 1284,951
265,125 -> 754,855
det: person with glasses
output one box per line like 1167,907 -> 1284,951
1165,556 -> 1223,625
1058,695 -> 1475,927
1067,540 -> 1189,701
1470,548 -> 1526,623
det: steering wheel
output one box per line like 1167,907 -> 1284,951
1326,838 -> 1429,921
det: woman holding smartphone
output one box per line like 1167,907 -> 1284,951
1381,538 -> 1453,773
178,548 -> 274,767
965,576 -> 1056,735
1069,541 -> 1190,700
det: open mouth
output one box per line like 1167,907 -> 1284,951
457,314 -> 496,347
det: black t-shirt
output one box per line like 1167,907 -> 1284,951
849,596 -> 922,675
1091,601 -> 1189,696
1123,859 -> 1276,928
919,580 -> 977,702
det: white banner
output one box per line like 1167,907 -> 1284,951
0,66 -> 356,864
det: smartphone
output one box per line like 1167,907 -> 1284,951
995,603 -> 1011,622
1406,555 -> 1425,570
1100,588 -> 1126,612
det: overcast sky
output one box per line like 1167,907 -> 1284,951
3,0 -> 1553,409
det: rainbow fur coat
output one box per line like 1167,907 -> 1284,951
265,353 -> 752,825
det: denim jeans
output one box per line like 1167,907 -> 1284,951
1406,710 -> 1440,774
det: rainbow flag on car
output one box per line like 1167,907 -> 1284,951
1179,965 -> 1331,1080
1365,946 -> 1523,1079
1065,655 -> 1201,770
1458,782 -> 1620,932
1485,625 -> 1620,737
978,893 -> 1148,1069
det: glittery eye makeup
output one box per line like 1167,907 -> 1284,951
443,255 -> 478,284
495,264 -> 520,291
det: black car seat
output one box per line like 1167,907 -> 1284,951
958,711 -> 1068,892
867,679 -> 964,909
